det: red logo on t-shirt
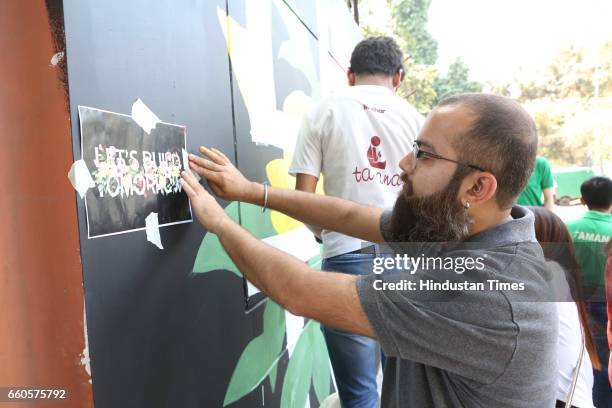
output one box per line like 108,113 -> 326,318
367,136 -> 387,169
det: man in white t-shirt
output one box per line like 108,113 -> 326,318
289,37 -> 423,408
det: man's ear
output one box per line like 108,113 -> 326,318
462,173 -> 498,206
347,69 -> 356,86
580,197 -> 585,206
392,70 -> 402,88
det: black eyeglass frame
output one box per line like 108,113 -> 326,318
412,140 -> 487,172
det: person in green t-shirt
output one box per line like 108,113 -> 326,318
517,155 -> 555,209
566,176 -> 612,408
567,176 -> 612,291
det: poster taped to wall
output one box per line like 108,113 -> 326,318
78,106 -> 192,238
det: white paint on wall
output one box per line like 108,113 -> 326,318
285,310 -> 304,358
50,51 -> 64,66
80,303 -> 92,384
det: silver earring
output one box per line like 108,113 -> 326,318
463,201 -> 470,209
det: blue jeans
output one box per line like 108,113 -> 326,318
322,252 -> 379,408
588,302 -> 612,407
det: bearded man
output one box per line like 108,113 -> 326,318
180,93 -> 557,407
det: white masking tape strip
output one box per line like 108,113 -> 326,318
182,148 -> 189,171
182,148 -> 201,181
145,212 -> 164,249
131,98 -> 161,135
67,159 -> 95,199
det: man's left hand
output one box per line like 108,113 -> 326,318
180,170 -> 231,234
188,147 -> 261,204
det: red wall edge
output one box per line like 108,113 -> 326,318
0,1 -> 94,407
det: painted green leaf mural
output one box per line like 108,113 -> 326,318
311,322 -> 332,404
262,300 -> 286,351
280,323 -> 313,408
223,300 -> 286,406
192,202 -> 277,276
307,253 -> 322,270
239,202 -> 278,239
268,362 -> 278,393
192,201 -> 241,276
280,320 -> 333,407
190,189 -> 331,407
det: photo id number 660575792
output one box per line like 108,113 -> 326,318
0,388 -> 68,401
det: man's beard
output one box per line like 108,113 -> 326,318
388,169 -> 474,243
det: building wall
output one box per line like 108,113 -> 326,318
0,1 -> 94,407
0,1 -> 360,407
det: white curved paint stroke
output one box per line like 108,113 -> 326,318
80,303 -> 92,384
216,4 -> 308,151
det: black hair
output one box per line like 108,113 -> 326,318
528,206 -> 600,369
437,93 -> 538,209
580,176 -> 612,210
349,36 -> 404,77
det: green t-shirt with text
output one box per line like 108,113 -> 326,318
517,156 -> 554,206
566,210 -> 612,289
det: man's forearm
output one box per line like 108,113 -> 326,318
216,217 -> 304,309
245,183 -> 384,243
188,150 -> 383,242
215,217 -> 375,337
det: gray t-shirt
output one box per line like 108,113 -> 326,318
356,206 -> 558,407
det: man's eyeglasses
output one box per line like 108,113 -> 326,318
409,140 -> 486,172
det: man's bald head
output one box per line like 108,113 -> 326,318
436,93 -> 538,209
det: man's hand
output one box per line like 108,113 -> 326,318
189,146 -> 384,243
180,169 -> 231,234
188,147 -> 262,203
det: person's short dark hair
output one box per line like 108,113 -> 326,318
349,36 -> 404,77
580,176 -> 612,210
437,93 -> 538,209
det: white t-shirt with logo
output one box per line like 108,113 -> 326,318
548,261 -> 594,408
289,85 -> 424,259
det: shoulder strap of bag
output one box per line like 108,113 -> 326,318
565,318 -> 586,407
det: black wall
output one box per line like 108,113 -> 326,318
63,1 -> 352,406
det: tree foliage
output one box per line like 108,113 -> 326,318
360,0 -> 483,114
358,1 -> 610,172
516,41 -> 612,169
390,0 -> 438,65
434,58 -> 482,103
397,59 -> 438,114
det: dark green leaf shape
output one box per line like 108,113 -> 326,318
280,320 -> 332,407
223,300 -> 286,406
192,201 -> 241,276
307,253 -> 322,270
280,322 -> 314,408
310,322 -> 332,404
239,202 -> 278,239
192,202 -> 279,276
268,363 -> 278,394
